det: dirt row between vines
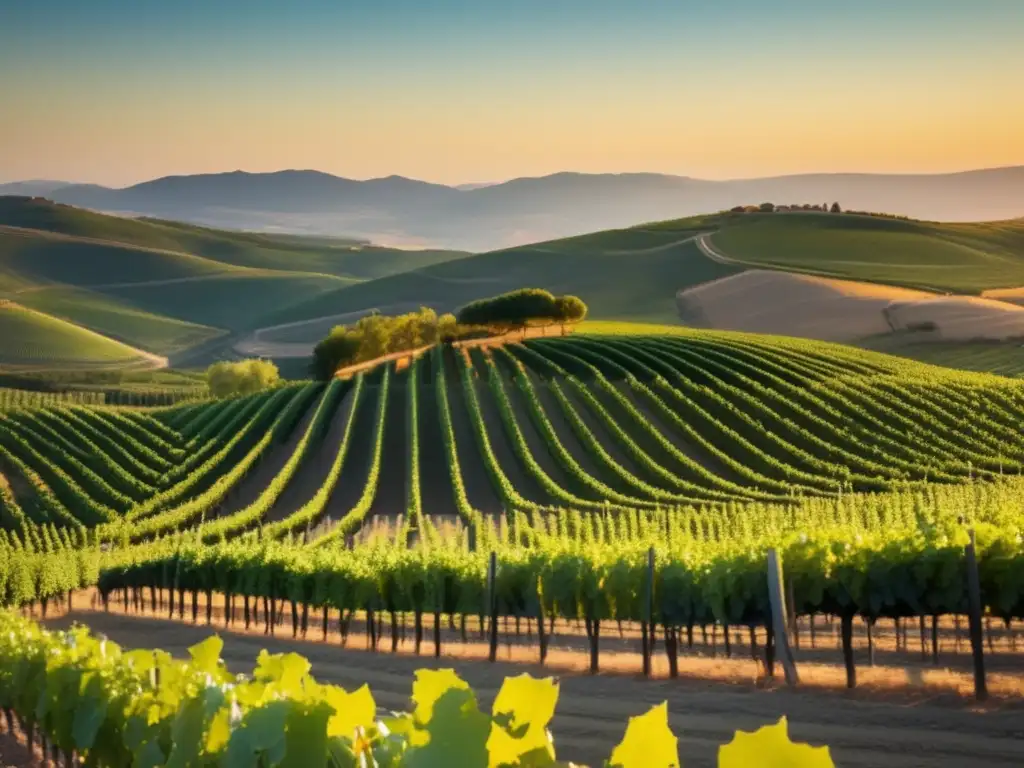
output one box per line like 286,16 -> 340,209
36,605 -> 1024,768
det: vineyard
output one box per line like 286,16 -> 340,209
2,329 -> 1024,765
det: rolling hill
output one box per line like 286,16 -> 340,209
0,196 -> 468,280
16,286 -> 224,356
0,301 -> 162,370
254,209 -> 1024,377
4,195 -> 1024,377
263,209 -> 1024,334
705,212 -> 1024,293
0,197 -> 469,368
31,165 -> 1024,251
263,217 -> 738,333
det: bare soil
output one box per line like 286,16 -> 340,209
39,604 -> 1024,768
212,391 -> 320,520
264,387 -> 356,524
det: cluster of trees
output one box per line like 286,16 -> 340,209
456,289 -> 588,334
727,203 -> 918,221
843,209 -> 913,221
206,359 -> 280,398
730,202 -> 843,214
310,307 -> 458,380
309,292 -> 589,380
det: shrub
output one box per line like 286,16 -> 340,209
310,307 -> 463,379
456,289 -> 589,333
206,359 -> 279,398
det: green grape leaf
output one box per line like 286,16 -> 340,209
280,700 -> 333,768
71,672 -> 108,752
719,717 -> 833,768
323,684 -> 376,740
404,688 -> 490,768
222,700 -> 290,768
411,669 -> 470,725
187,635 -> 224,675
133,738 -> 169,768
608,702 -> 678,768
166,684 -> 226,768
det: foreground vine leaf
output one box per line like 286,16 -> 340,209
487,672 -> 560,765
411,668 -> 470,724
608,702 -> 679,768
405,687 -> 491,768
323,683 -> 376,739
186,635 -> 223,675
718,717 -> 834,768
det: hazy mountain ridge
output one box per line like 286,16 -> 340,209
5,166 -> 1022,251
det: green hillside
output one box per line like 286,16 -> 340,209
99,273 -> 350,332
0,301 -> 157,370
264,223 -> 738,335
858,334 -> 1024,378
0,227 -> 243,289
0,197 -> 468,280
268,209 -> 1024,334
17,286 -> 224,356
706,211 -> 1024,293
0,197 -> 472,365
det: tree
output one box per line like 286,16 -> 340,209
207,359 -> 280,398
456,288 -> 560,333
830,202 -> 842,213
310,329 -> 361,380
758,202 -> 775,213
436,313 -> 459,342
553,295 -> 588,335
309,306 -> 462,379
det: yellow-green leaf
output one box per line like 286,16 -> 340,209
411,669 -> 469,725
719,717 -> 833,768
323,684 -> 376,739
487,674 -> 559,767
492,674 -> 559,734
608,702 -> 678,768
187,636 -> 223,675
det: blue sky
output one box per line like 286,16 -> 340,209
2,0 -> 1022,185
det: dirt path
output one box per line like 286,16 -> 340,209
560,382 -> 649,482
43,611 -> 1024,768
415,364 -> 461,520
212,392 -> 320,520
365,375 -> 408,521
264,387 -> 355,524
614,382 -> 742,484
313,382 -> 378,531
526,371 -> 627,495
462,359 -> 551,507
696,233 -> 750,267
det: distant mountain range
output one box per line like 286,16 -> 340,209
2,167 -> 1022,251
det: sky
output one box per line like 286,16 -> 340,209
2,0 -> 1023,187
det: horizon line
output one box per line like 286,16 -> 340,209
3,163 -> 1023,191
